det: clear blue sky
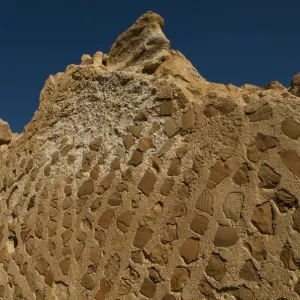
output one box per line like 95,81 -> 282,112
1,0 -> 299,133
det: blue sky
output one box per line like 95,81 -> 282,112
1,0 -> 299,132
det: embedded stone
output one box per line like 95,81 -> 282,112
138,170 -> 157,196
96,278 -> 111,300
78,179 -> 94,197
158,138 -> 174,157
207,161 -> 231,189
223,192 -> 244,221
160,101 -> 175,116
239,260 -> 260,282
128,125 -> 143,138
134,109 -> 149,121
35,257 -> 50,275
101,172 -> 115,190
149,121 -> 160,135
233,164 -> 250,185
258,164 -> 281,188
217,147 -> 234,161
247,104 -> 272,122
182,110 -> 195,130
123,134 -> 135,150
59,258 -> 71,275
294,278 -> 300,296
131,250 -> 144,264
251,202 -> 274,234
81,274 -> 95,290
231,287 -> 254,300
274,189 -> 297,213
104,254 -> 120,280
292,207 -> 300,233
190,215 -> 209,235
206,254 -> 226,281
161,223 -> 178,244
90,247 -> 101,264
195,189 -> 213,215
280,243 -> 298,270
137,137 -> 153,152
167,158 -> 180,176
172,203 -> 186,217
214,226 -> 238,247
197,278 -> 216,300
62,213 -> 72,229
147,244 -> 169,265
281,118 -> 300,140
157,86 -> 173,100
247,144 -> 261,162
117,211 -> 133,233
170,267 -> 190,292
164,118 -> 179,137
176,145 -> 188,158
162,295 -> 176,300
246,233 -> 267,261
74,242 -> 85,260
45,270 -> 54,287
152,157 -> 161,172
98,209 -> 115,229
290,73 -> 300,97
108,192 -> 122,206
203,105 -> 219,118
64,185 -> 72,196
255,133 -> 278,151
179,238 -> 199,264
149,268 -> 162,283
133,226 -> 153,249
128,150 -> 143,166
279,150 -> 300,179
140,278 -> 156,298
111,157 -> 120,170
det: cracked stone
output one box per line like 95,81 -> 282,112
117,211 -> 133,233
207,161 -> 231,189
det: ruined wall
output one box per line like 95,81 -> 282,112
0,11 -> 300,300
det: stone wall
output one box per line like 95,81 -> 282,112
0,11 -> 300,300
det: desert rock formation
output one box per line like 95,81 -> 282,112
0,11 -> 300,300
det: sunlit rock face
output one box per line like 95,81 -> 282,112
0,11 -> 300,300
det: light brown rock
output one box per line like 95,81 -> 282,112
207,161 -> 231,189
0,119 -> 12,145
251,202 -> 274,234
164,118 -> 179,137
179,238 -> 198,263
138,170 -> 157,196
170,267 -> 190,292
190,215 -> 209,235
214,226 -> 238,247
140,278 -> 156,298
206,254 -> 226,281
281,118 -> 300,139
133,226 -> 153,249
258,164 -> 281,188
279,150 -> 300,178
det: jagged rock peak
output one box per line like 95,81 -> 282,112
107,11 -> 171,73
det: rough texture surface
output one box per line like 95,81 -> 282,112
0,11 -> 300,300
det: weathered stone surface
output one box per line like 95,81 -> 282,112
164,118 -> 179,137
35,257 -> 50,275
81,274 -> 95,290
255,133 -> 278,151
107,11 -> 170,73
160,101 -> 175,116
138,170 -> 157,196
123,134 -> 135,150
104,254 -> 120,280
293,207 -> 300,233
247,104 -> 272,122
251,202 -> 274,234
246,233 -> 267,261
182,110 -> 195,130
281,118 -> 300,139
214,226 -> 238,247
258,164 -> 281,188
198,278 -> 217,300
233,164 -> 250,185
128,150 -> 143,166
231,287 -> 254,300
247,144 -> 261,162
179,238 -> 198,263
167,158 -> 180,176
137,137 -> 153,152
223,192 -> 244,221
279,150 -> 300,178
140,278 -> 156,298
160,178 -> 174,196
0,119 -> 12,145
133,226 -> 153,249
172,203 -> 186,217
170,267 -> 190,292
148,267 -> 162,283
98,208 -> 115,229
207,162 -> 231,189
274,189 -> 297,213
280,242 -> 298,270
289,73 -> 300,97
78,179 -> 94,197
239,260 -> 260,282
195,189 -> 213,214
206,254 -> 226,281
190,215 -> 209,235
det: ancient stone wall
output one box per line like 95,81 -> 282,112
0,11 -> 300,300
